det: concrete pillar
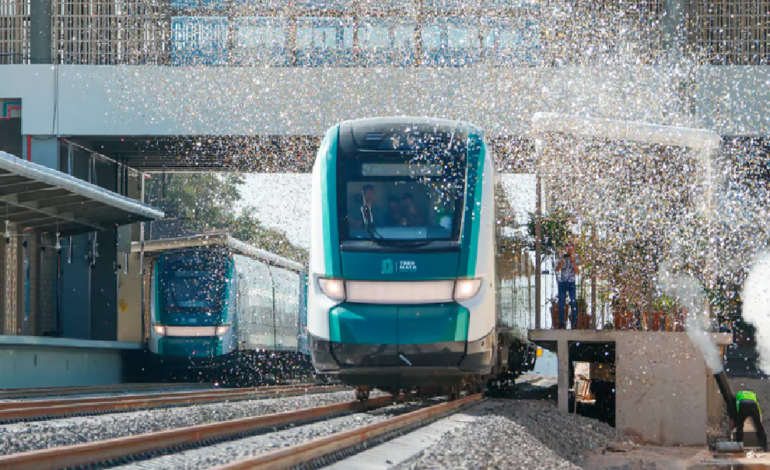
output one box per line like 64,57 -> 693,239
29,0 -> 53,64
662,0 -> 687,54
558,338 -> 569,413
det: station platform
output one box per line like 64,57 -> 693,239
0,335 -> 142,389
528,329 -> 733,446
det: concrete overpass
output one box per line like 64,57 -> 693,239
1,64 -> 769,171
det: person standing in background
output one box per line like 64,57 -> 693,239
556,243 -> 580,329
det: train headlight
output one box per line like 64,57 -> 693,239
215,325 -> 230,336
453,279 -> 482,302
153,325 -> 166,336
318,278 -> 346,302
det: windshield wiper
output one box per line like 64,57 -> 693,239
361,205 -> 384,241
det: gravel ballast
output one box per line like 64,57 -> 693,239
0,390 -> 370,456
397,399 -> 617,470
111,401 -> 426,470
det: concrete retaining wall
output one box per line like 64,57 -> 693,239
0,336 -> 140,389
616,333 -> 709,446
531,330 -> 732,446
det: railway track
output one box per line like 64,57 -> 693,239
0,384 -> 344,423
0,392 -> 482,470
213,393 -> 482,470
0,394 -> 397,470
0,383 -> 212,399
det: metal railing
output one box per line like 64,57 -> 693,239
0,0 -> 664,66
690,0 -> 770,65
0,0 -> 29,63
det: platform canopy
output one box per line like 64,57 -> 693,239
0,151 -> 164,236
530,113 -> 722,151
132,233 -> 304,272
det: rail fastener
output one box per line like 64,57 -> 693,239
212,393 -> 483,470
0,395 -> 395,470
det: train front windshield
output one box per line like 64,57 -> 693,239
338,123 -> 468,245
159,251 -> 231,325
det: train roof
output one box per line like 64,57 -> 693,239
339,116 -> 482,136
131,233 -> 304,272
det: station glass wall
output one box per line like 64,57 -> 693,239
168,10 -> 543,67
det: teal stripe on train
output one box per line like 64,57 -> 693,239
329,303 -> 469,344
398,303 -> 469,344
320,126 -> 342,277
330,304 -> 399,344
457,130 -> 485,277
340,251 -> 460,281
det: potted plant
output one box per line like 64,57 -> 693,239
651,295 -> 675,332
576,297 -> 590,330
549,298 -> 561,329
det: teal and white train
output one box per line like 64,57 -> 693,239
140,234 -> 311,383
308,117 -> 535,391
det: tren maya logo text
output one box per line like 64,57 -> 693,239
381,259 -> 417,274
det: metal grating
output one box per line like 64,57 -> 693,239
52,0 -> 170,64
0,0 -> 29,64
4,0 -> 767,66
542,0 -> 665,64
691,0 -> 770,64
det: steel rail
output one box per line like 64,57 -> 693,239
213,393 -> 483,470
0,385 -> 345,422
0,382 -> 212,399
0,395 -> 395,470
0,383 -> 318,410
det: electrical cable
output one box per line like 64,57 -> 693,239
51,60 -> 59,136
